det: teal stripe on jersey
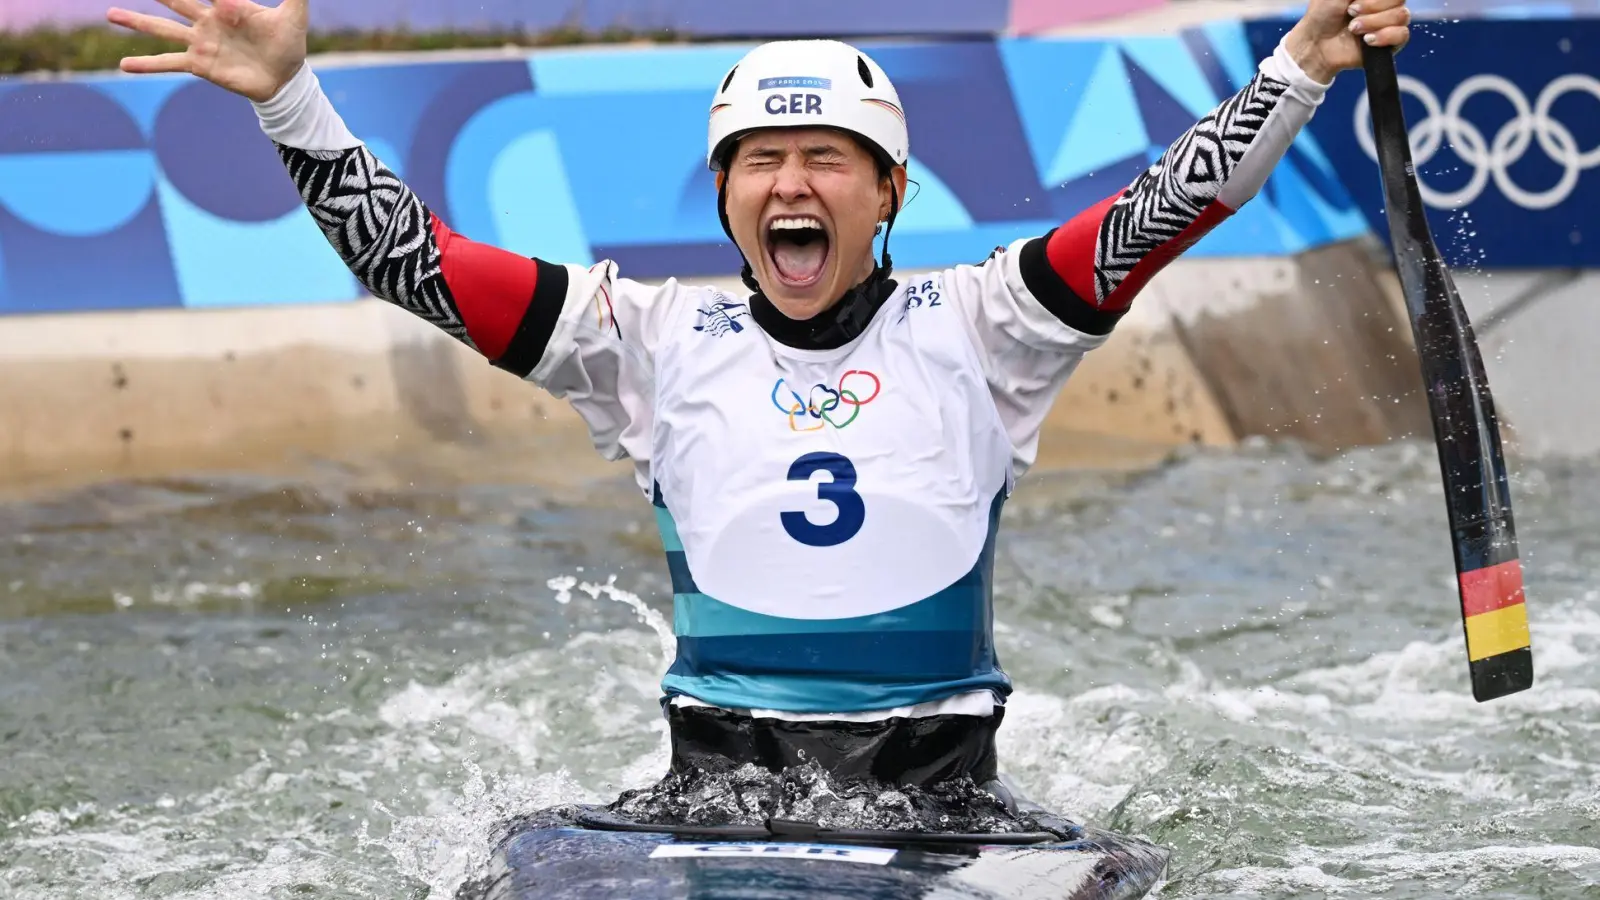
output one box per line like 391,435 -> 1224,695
654,505 -> 683,553
672,566 -> 987,637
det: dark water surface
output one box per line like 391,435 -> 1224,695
2,440 -> 1596,898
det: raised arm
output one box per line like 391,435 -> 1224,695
107,0 -> 567,376
253,66 -> 567,374
1016,0 -> 1413,335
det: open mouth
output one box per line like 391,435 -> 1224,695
765,216 -> 831,289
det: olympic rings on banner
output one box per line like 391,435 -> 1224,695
771,370 -> 882,431
1353,73 -> 1600,210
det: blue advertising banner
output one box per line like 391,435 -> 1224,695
1,0 -> 1149,36
0,24 -> 1370,314
1244,16 -> 1600,267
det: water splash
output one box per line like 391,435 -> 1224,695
360,574 -> 678,896
359,756 -> 595,898
546,573 -> 675,670
4,447 -> 1597,899
608,760 -> 1029,833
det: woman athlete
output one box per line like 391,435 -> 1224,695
107,0 -> 1411,792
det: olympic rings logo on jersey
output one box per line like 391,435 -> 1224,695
771,370 -> 882,431
1353,73 -> 1600,210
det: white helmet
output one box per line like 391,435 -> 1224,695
707,40 -> 908,172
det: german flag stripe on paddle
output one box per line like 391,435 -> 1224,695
1461,559 -> 1529,660
1452,516 -> 1533,701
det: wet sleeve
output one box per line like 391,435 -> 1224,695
1016,34 -> 1332,334
252,63 -> 566,373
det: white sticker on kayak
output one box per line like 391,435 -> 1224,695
650,842 -> 896,865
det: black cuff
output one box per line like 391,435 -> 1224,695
494,259 -> 570,378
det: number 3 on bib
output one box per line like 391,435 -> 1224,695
781,452 -> 864,547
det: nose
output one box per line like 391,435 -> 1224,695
772,157 -> 811,203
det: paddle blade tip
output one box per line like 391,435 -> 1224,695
1469,646 -> 1534,702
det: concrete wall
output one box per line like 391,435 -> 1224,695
0,240 -> 1430,494
1452,270 -> 1600,459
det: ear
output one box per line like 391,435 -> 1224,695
880,165 -> 909,220
716,171 -> 726,193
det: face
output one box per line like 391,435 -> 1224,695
723,128 -> 906,320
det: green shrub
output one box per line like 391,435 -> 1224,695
0,25 -> 679,77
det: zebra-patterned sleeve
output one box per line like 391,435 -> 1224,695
283,145 -> 469,344
279,144 -> 569,375
256,64 -> 569,376
1016,36 -> 1331,336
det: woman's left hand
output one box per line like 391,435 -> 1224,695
1285,0 -> 1412,84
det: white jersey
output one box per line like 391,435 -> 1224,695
529,242 -> 1107,715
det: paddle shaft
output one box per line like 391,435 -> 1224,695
1360,42 -> 1533,701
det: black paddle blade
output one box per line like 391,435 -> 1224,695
1361,44 -> 1533,702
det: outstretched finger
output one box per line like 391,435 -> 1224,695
152,0 -> 210,21
106,8 -> 192,43
120,52 -> 193,75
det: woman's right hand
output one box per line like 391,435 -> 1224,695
107,0 -> 309,103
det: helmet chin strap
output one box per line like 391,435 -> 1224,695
878,179 -> 900,282
716,174 -> 901,300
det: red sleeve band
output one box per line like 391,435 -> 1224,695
1044,193 -> 1118,306
1026,190 -> 1239,332
431,214 -> 569,376
1017,234 -> 1124,336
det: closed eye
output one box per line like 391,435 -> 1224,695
741,149 -> 785,168
804,149 -> 847,167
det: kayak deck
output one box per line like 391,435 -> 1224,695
458,807 -> 1169,900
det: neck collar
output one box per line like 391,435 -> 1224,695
751,268 -> 898,351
